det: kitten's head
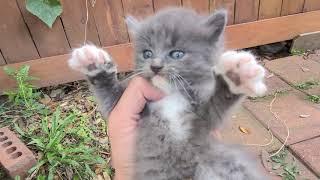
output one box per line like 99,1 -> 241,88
126,8 -> 227,100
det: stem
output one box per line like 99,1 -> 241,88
18,75 -> 30,108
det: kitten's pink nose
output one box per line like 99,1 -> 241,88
150,65 -> 163,74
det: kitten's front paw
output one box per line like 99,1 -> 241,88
68,44 -> 116,76
214,51 -> 267,96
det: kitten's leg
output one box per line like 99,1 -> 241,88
207,51 -> 266,129
68,44 -> 124,116
214,51 -> 267,96
194,141 -> 268,180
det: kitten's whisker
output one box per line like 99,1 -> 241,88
171,74 -> 179,92
121,71 -> 145,82
168,73 -> 178,91
172,72 -> 194,96
172,74 -> 193,100
173,72 -> 193,91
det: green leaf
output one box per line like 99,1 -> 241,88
26,0 -> 62,28
85,164 -> 96,178
3,66 -> 15,76
36,175 -> 46,180
13,123 -> 26,137
48,164 -> 57,180
28,138 -> 46,149
19,65 -> 30,76
50,109 -> 60,136
41,117 -> 49,134
28,159 -> 47,174
46,131 -> 64,149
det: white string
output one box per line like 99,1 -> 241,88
84,0 -> 89,45
243,91 -> 290,157
268,92 -> 290,157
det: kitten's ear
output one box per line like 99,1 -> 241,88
202,10 -> 227,42
125,16 -> 140,34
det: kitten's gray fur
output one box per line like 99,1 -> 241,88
82,8 -> 267,180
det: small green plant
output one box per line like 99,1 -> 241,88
249,89 -> 290,101
270,149 -> 300,180
68,108 -> 94,143
307,95 -> 320,103
15,109 -> 105,179
3,66 -> 49,119
4,65 -> 39,106
295,81 -> 319,90
290,48 -> 305,56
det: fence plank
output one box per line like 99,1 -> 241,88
0,0 -> 39,63
0,50 -> 6,65
226,10 -> 320,49
122,0 -> 154,18
60,0 -> 101,48
92,0 -> 129,46
0,44 -> 134,93
259,0 -> 282,19
16,0 -> 70,57
210,0 -> 235,25
183,0 -> 209,14
122,0 -> 154,40
303,0 -> 320,12
2,10 -> 320,92
154,0 -> 181,11
235,0 -> 259,24
281,0 -> 304,16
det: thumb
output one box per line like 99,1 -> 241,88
115,77 -> 164,115
139,78 -> 165,101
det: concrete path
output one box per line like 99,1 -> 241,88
221,52 -> 320,180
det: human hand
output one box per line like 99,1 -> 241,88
108,77 -> 164,180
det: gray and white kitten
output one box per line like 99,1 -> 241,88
69,8 -> 268,180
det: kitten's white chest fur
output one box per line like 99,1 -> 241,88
150,76 -> 191,140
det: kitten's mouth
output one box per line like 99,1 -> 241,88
151,75 -> 171,94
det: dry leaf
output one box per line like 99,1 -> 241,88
239,126 -> 250,134
50,88 -> 63,98
300,66 -> 310,72
272,163 -> 282,170
103,172 -> 111,180
93,175 -> 104,180
266,73 -> 274,78
39,94 -> 51,105
299,114 -> 310,118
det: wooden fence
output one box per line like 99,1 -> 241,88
1,0 -> 320,92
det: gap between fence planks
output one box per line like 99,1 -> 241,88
92,0 -> 129,46
303,0 -> 320,12
0,0 -> 40,64
210,0 -> 235,25
0,51 -> 5,66
235,0 -> 259,23
1,10 -> 320,93
281,0 -> 305,16
258,0 -> 282,19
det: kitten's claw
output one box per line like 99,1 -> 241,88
214,51 -> 267,96
68,44 -> 116,76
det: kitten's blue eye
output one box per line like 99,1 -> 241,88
143,50 -> 153,59
169,50 -> 185,60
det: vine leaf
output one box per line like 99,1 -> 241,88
26,0 -> 62,28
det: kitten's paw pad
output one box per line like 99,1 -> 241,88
68,44 -> 116,76
214,51 -> 267,96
